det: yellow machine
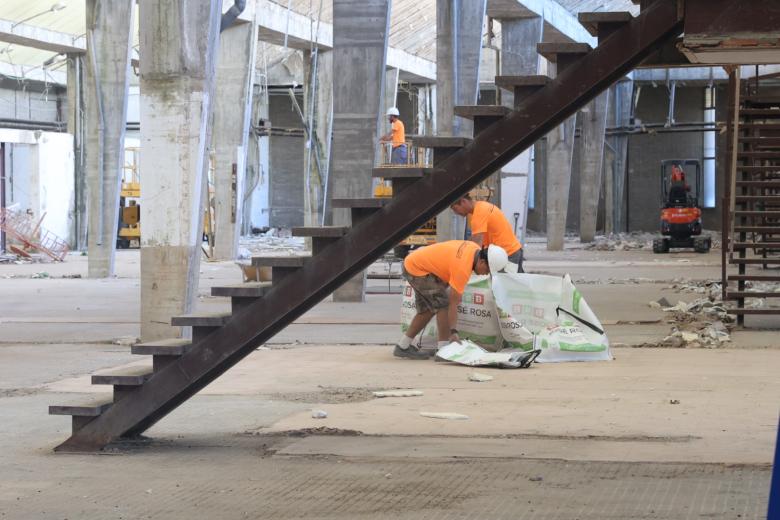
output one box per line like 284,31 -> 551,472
117,181 -> 141,248
117,147 -> 141,249
116,147 -> 216,254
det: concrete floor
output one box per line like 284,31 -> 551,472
0,243 -> 776,519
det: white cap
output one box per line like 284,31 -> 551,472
386,107 -> 400,117
487,244 -> 509,273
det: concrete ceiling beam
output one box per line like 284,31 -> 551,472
0,17 -> 85,55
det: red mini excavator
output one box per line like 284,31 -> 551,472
652,159 -> 711,254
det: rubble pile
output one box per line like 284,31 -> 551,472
646,292 -> 734,348
238,229 -> 306,259
585,232 -> 654,251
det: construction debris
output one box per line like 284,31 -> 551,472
372,390 -> 423,398
311,410 -> 328,419
419,412 -> 470,420
585,232 -> 655,251
468,372 -> 494,383
239,231 -> 306,256
113,336 -> 140,347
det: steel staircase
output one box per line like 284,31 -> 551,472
50,0 -> 684,451
722,73 -> 780,324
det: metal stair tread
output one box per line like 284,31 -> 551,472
371,167 -> 435,178
211,282 -> 273,298
727,274 -> 780,281
92,366 -> 154,386
536,42 -> 592,62
724,308 -> 780,315
132,338 -> 192,356
494,75 -> 551,90
331,198 -> 390,208
732,242 -> 780,247
407,135 -> 471,148
453,105 -> 511,119
50,399 -> 113,417
730,258 -> 780,264
726,291 -> 780,298
170,312 -> 232,327
291,226 -> 348,238
578,12 -> 633,37
250,256 -> 309,267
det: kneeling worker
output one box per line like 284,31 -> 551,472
395,241 -> 509,359
450,194 -> 524,273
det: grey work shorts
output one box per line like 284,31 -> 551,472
402,266 -> 449,313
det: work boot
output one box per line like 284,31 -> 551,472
393,345 -> 430,360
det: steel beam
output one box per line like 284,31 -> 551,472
55,0 -> 684,452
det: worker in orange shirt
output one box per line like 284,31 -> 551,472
379,107 -> 407,165
668,163 -> 690,205
450,194 -> 524,273
395,241 -> 508,359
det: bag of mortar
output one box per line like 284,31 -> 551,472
399,275 -> 503,350
491,273 -> 611,362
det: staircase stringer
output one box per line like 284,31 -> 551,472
55,0 -> 684,452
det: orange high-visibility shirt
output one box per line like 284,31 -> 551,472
469,201 -> 522,255
403,240 -> 479,294
391,119 -> 405,148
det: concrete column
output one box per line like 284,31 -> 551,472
499,16 -> 543,243
303,49 -> 333,227
211,21 -> 258,260
380,67 -> 399,165
66,54 -> 87,250
83,0 -> 134,276
330,0 -> 390,302
245,84 -> 271,232
435,0 -> 487,242
139,0 -> 222,341
609,80 -> 633,232
579,90 -> 609,243
546,113 -> 577,250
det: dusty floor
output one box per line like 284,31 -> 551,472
0,241 -> 777,519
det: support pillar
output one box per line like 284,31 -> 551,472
579,90 -> 609,243
211,21 -> 258,260
83,0 -> 134,276
139,0 -> 222,341
435,0 -> 487,243
303,49 -> 333,228
544,58 -> 577,251
546,113 -> 577,251
499,16 -> 543,243
330,0 -> 390,302
66,54 -> 87,250
610,80 -> 633,233
244,84 -> 270,233
380,67 -> 399,164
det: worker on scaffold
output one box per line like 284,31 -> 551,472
379,107 -> 407,165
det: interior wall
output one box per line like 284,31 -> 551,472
0,130 -> 74,245
0,77 -> 65,123
627,86 -> 707,232
268,90 -> 305,228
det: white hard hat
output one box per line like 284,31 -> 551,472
386,107 -> 400,117
487,244 -> 509,273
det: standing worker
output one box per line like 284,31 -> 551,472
395,241 -> 508,359
379,107 -> 407,165
450,194 -> 524,273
